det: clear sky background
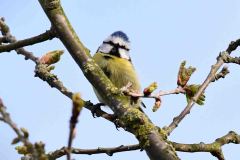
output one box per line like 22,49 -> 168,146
1,0 -> 240,160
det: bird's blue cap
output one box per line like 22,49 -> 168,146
111,31 -> 129,42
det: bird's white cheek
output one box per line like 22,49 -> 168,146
119,49 -> 130,60
98,43 -> 113,53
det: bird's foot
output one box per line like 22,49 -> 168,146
91,102 -> 105,118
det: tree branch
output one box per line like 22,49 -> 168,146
0,29 -> 56,53
48,144 -> 141,159
165,38 -> 240,135
38,0 -> 180,160
48,131 -> 240,160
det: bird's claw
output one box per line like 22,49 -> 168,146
91,103 -> 105,118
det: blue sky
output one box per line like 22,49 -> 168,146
1,0 -> 240,159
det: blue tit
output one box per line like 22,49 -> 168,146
93,31 -> 141,107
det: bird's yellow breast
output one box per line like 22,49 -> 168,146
93,52 -> 141,92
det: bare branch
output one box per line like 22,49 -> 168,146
48,144 -> 141,159
0,29 -> 56,53
165,38 -> 240,135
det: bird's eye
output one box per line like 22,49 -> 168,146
111,46 -> 118,53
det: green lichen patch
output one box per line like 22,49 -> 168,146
119,107 -> 156,148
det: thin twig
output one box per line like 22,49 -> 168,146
165,38 -> 240,135
123,86 -> 185,99
48,144 -> 141,159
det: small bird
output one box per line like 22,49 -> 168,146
93,31 -> 141,108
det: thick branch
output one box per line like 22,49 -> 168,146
0,29 -> 56,53
165,39 -> 240,135
38,1 -> 179,160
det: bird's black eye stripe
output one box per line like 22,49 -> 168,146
103,41 -> 129,51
